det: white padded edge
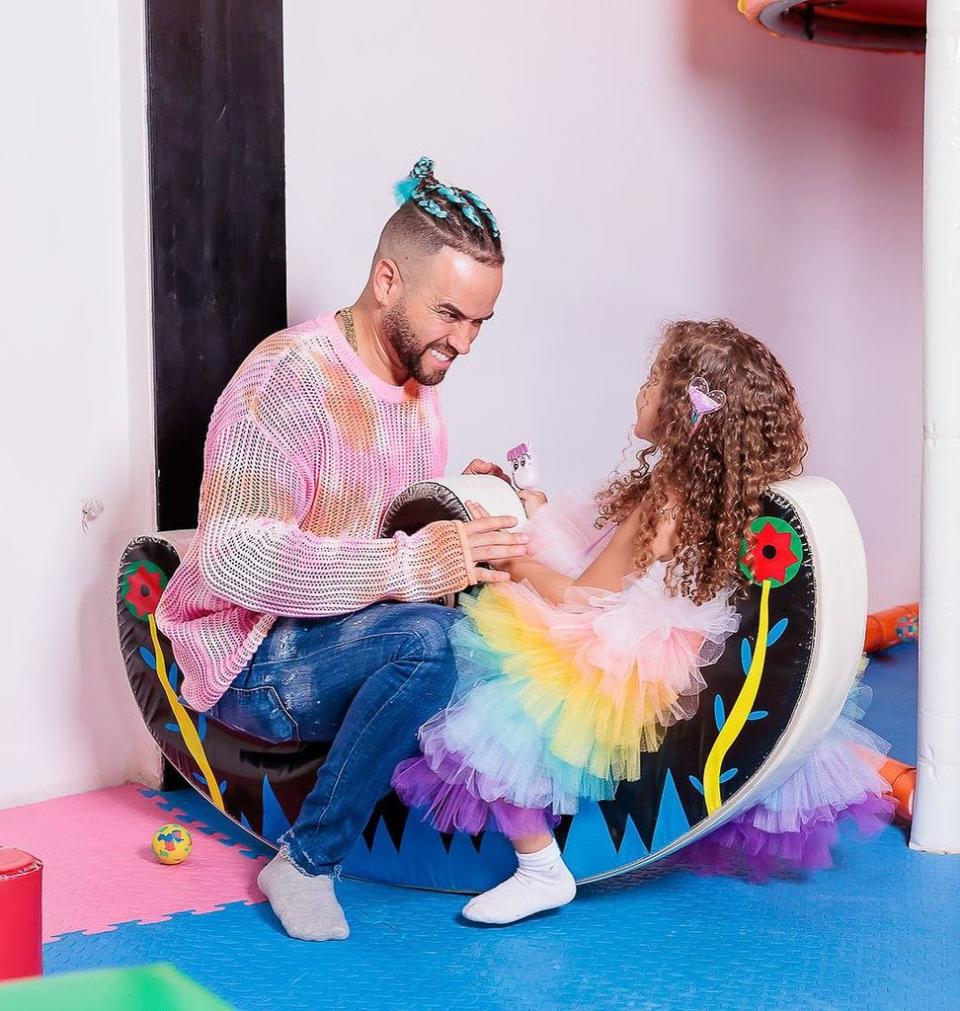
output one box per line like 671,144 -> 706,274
584,474 -> 869,876
410,474 -> 529,530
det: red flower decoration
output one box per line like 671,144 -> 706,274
121,561 -> 168,620
743,521 -> 799,585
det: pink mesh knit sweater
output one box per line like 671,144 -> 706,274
156,313 -> 473,712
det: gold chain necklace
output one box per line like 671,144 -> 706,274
338,306 -> 358,352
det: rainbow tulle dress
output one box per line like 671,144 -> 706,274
392,492 -> 894,873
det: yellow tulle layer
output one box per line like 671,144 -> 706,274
460,584 -> 707,784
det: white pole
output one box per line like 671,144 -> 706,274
912,0 -> 960,854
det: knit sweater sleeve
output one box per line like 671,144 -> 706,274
195,389 -> 473,618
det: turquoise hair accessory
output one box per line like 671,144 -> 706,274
465,190 -> 491,212
433,184 -> 465,205
465,190 -> 500,237
461,203 -> 483,229
431,183 -> 493,233
415,194 -> 449,219
436,184 -> 498,235
393,176 -> 419,205
392,158 -> 499,235
411,156 -> 435,178
393,156 -> 436,206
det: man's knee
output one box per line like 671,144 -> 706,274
395,605 -> 460,690
398,604 -> 460,657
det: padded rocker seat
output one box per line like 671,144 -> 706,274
116,476 -> 865,892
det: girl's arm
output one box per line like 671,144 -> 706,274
576,503 -> 677,591
490,557 -> 575,605
467,498 -> 677,604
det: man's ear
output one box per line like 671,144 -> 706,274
371,257 -> 403,306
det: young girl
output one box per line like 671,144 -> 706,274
392,319 -> 893,924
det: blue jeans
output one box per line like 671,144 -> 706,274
207,602 -> 462,876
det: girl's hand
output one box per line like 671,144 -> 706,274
462,458 -> 512,485
518,489 -> 547,518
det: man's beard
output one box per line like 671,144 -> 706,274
382,300 -> 453,386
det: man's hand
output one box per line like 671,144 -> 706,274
462,458 -> 512,485
461,501 -> 529,584
467,501 -> 574,602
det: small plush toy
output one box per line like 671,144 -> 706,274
506,442 -> 540,491
151,824 -> 193,865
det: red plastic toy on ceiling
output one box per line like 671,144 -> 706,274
738,0 -> 926,52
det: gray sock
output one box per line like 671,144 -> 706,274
257,851 -> 350,941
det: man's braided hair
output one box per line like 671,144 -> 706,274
388,156 -> 504,267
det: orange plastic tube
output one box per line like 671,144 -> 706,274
864,603 -> 919,653
879,758 -> 917,822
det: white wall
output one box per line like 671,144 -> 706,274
284,0 -> 924,611
0,1 -> 158,809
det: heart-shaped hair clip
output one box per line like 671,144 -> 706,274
687,376 -> 726,434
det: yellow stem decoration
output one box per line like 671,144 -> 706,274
148,613 -> 225,812
703,578 -> 772,813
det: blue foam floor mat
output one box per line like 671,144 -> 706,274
43,643 -> 960,1010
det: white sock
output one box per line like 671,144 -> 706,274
461,840 -> 576,925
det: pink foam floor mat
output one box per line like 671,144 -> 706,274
0,784 -> 267,941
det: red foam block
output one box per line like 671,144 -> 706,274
0,848 -> 43,980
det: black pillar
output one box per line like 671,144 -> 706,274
146,0 -> 287,530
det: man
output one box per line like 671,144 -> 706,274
156,157 -> 528,940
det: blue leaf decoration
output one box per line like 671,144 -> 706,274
748,710 -> 769,721
688,775 -> 704,795
139,646 -> 156,670
714,695 -> 726,731
767,618 -> 789,647
197,715 -> 207,742
164,722 -> 180,734
740,638 -> 752,675
193,771 -> 226,796
167,662 -> 179,691
719,768 -> 739,784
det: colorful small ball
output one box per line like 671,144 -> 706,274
151,824 -> 193,865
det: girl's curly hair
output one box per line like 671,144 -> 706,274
597,319 -> 807,604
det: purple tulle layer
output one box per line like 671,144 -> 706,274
394,757 -> 895,874
392,755 -> 555,839
676,792 -> 895,880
